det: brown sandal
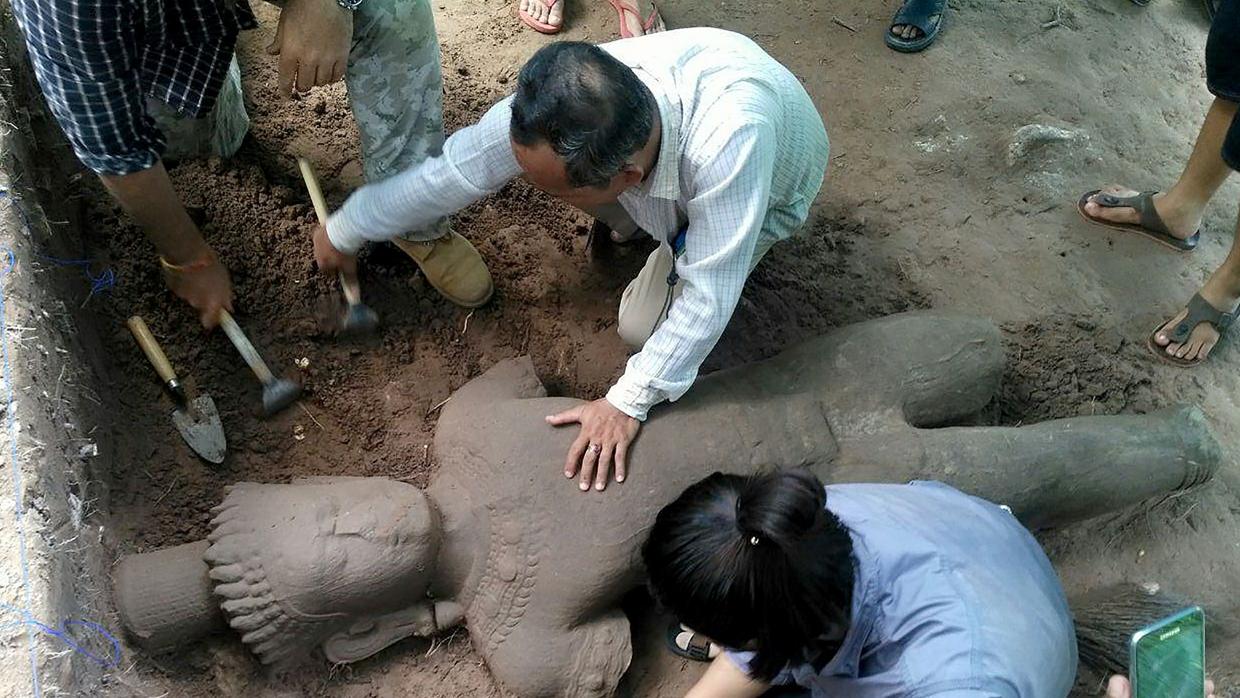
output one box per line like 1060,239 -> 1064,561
1077,190 -> 1200,252
1147,293 -> 1235,367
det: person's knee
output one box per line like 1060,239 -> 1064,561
617,306 -> 655,349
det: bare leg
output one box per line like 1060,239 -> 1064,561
1083,98 -> 1237,239
1153,207 -> 1240,360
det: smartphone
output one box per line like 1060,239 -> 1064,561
1129,606 -> 1206,698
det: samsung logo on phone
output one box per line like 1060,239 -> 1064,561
1159,627 -> 1183,641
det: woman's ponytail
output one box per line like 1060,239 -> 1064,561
643,468 -> 855,682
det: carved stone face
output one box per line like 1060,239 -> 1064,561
204,478 -> 442,626
273,480 -> 442,617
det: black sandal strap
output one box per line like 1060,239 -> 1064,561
1167,293 -> 1235,344
1093,191 -> 1175,237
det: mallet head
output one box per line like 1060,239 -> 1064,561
338,303 -> 379,337
262,378 -> 303,417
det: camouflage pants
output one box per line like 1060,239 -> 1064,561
152,0 -> 448,240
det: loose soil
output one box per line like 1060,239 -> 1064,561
52,0 -> 1240,695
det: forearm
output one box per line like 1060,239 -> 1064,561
326,97 -> 520,253
99,163 -> 210,263
607,281 -> 742,420
685,656 -> 769,698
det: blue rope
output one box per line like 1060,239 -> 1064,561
0,188 -> 117,301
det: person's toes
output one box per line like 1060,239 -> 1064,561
1154,309 -> 1188,347
1194,327 -> 1221,361
1099,184 -> 1137,197
891,23 -> 904,36
548,0 -> 563,25
519,0 -> 530,13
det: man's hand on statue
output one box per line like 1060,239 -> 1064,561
546,398 -> 641,492
1105,675 -> 1216,698
312,223 -> 358,276
269,0 -> 353,97
161,250 -> 234,329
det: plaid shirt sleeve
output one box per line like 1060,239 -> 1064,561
12,0 -> 166,175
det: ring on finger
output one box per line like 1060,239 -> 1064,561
589,442 -> 602,455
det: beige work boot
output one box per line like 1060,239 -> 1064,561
392,232 -> 494,308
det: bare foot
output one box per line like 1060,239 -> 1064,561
519,0 -> 564,31
1081,185 -> 1200,240
891,1 -> 941,41
612,0 -> 664,37
1152,276 -> 1240,362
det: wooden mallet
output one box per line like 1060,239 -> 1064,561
297,157 -> 379,337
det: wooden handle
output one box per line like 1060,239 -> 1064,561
338,271 -> 362,306
218,310 -> 275,384
301,157 -> 366,308
127,316 -> 178,384
297,157 -> 330,224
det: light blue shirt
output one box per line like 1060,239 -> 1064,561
726,481 -> 1077,697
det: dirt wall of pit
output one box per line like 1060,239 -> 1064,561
0,7 -> 118,697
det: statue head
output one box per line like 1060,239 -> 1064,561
204,478 -> 443,665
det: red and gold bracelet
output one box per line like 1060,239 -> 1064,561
159,251 -> 216,274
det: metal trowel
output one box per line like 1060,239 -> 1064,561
127,316 -> 227,464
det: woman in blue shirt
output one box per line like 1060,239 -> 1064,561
643,469 -> 1079,697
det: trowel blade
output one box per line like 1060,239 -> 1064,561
170,395 -> 227,464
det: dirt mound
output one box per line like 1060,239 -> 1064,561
998,318 -> 1170,426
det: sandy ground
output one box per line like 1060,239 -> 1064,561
54,0 -> 1240,695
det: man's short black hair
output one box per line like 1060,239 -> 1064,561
510,42 -> 656,189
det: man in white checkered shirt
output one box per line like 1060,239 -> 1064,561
12,0 -> 493,328
314,29 -> 830,492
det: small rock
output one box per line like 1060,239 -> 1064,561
1010,72 -> 1028,84
1073,319 -> 1096,332
312,98 -> 327,115
1007,123 -> 1087,167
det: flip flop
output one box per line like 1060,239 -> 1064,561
1076,190 -> 1200,252
1204,0 -> 1219,20
517,0 -> 562,34
665,621 -> 719,662
885,0 -> 947,53
606,0 -> 663,39
1147,293 -> 1235,367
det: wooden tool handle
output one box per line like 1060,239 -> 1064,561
338,271 -> 363,306
300,157 -> 366,308
297,157 -> 331,224
218,310 -> 276,384
127,316 -> 178,384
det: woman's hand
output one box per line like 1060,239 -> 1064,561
685,656 -> 769,698
1106,675 -> 1216,698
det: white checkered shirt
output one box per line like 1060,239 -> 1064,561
329,28 -> 829,420
11,0 -> 258,175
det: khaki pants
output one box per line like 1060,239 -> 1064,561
589,204 -> 778,348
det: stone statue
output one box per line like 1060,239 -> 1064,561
113,312 -> 1220,697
